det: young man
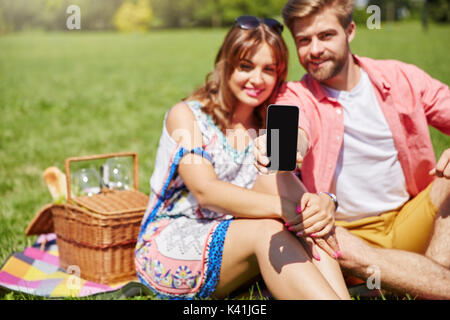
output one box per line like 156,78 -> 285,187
253,0 -> 450,299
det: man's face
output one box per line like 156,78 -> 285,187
291,6 -> 355,84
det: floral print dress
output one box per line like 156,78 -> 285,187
135,100 -> 258,299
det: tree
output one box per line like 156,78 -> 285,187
428,0 -> 449,22
113,0 -> 153,32
0,8 -> 5,34
0,0 -> 124,32
151,0 -> 286,28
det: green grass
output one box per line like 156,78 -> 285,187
0,21 -> 449,299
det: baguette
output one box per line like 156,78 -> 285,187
42,166 -> 67,202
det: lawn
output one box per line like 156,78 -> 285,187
0,21 -> 449,299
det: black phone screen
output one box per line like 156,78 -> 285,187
266,104 -> 299,171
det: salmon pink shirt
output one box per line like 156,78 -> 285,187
276,55 -> 450,197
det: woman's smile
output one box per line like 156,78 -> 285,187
244,87 -> 264,98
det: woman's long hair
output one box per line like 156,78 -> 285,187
187,23 -> 288,132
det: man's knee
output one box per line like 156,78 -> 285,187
425,210 -> 450,268
430,178 -> 450,214
425,178 -> 450,267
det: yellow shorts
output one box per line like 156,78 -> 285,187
335,183 -> 438,254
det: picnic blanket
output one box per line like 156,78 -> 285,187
0,234 -> 380,299
0,233 -> 151,299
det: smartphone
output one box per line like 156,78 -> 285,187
266,104 -> 299,171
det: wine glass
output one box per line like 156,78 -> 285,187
101,157 -> 132,191
72,167 -> 101,197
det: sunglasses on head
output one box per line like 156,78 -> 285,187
234,15 -> 284,35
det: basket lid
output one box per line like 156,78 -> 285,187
25,203 -> 55,236
72,189 -> 148,215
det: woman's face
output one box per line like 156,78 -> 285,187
228,42 -> 278,110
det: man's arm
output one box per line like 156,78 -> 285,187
405,63 -> 450,134
401,64 -> 450,179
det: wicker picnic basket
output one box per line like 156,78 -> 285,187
28,152 -> 149,284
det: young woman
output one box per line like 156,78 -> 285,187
135,16 -> 350,300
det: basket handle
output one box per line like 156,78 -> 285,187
65,152 -> 139,203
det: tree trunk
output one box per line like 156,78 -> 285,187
422,0 -> 428,32
211,0 -> 222,27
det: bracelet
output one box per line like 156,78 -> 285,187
318,192 -> 338,210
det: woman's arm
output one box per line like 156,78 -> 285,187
166,102 -> 297,221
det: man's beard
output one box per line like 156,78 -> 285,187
304,52 -> 347,83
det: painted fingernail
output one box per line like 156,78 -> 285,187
336,250 -> 342,258
332,252 -> 338,259
310,233 -> 317,238
285,222 -> 290,227
296,231 -> 303,237
288,227 -> 293,232
296,206 -> 302,214
314,254 -> 321,261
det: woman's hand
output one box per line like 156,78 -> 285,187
284,192 -> 341,259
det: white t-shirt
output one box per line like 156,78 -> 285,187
324,69 -> 410,222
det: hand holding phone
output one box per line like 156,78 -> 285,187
266,104 -> 299,171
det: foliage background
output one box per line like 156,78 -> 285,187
0,0 -> 448,33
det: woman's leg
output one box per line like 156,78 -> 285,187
251,172 -> 350,299
310,245 -> 351,299
214,218 -> 343,299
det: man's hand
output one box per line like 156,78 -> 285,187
285,192 -> 341,259
300,231 -> 341,261
429,148 -> 450,179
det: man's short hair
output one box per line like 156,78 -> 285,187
282,0 -> 354,31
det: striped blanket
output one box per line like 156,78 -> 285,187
0,234 -> 379,299
0,233 -> 149,298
